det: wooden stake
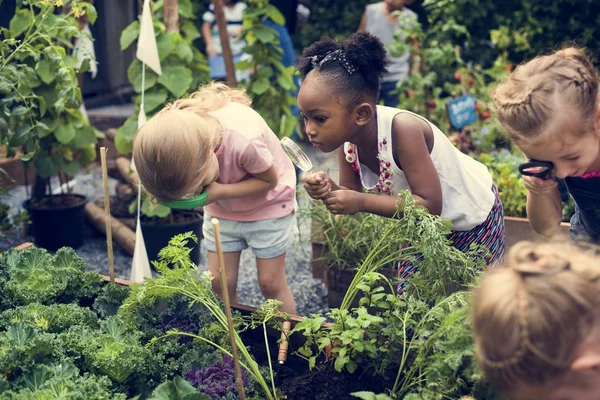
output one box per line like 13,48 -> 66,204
211,218 -> 246,400
212,0 -> 237,87
100,147 -> 115,283
278,320 -> 292,365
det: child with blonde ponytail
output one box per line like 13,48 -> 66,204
494,47 -> 600,243
473,241 -> 600,400
133,83 -> 297,314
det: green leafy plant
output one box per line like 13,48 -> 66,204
390,7 -> 511,155
294,191 -> 492,398
0,0 -> 101,199
116,0 -> 210,155
238,0 -> 299,139
120,232 -> 279,400
148,376 -> 210,400
0,246 -> 104,308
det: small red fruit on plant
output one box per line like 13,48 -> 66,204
475,102 -> 483,111
504,64 -> 512,72
454,72 -> 462,81
407,90 -> 415,98
427,100 -> 436,109
481,110 -> 490,120
467,76 -> 474,85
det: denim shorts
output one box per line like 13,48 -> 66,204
202,212 -> 296,259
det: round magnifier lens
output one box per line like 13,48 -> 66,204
280,137 -> 313,172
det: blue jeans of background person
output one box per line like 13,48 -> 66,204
380,80 -> 400,108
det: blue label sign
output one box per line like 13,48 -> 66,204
447,94 -> 477,130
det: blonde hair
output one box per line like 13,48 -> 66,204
493,47 -> 599,143
473,241 -> 600,396
133,82 -> 252,202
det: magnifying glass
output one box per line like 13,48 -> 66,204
518,160 -> 554,180
280,137 -> 314,172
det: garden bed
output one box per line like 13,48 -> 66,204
3,242 -> 388,399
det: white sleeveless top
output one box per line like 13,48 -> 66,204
344,106 -> 495,231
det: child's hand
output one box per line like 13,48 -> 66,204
205,182 -> 225,204
523,175 -> 558,195
324,190 -> 362,215
303,171 -> 332,200
206,44 -> 217,58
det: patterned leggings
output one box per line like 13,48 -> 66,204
397,186 -> 505,295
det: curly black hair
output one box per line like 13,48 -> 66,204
297,32 -> 388,107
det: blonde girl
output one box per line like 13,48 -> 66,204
473,241 -> 600,400
494,47 -> 600,243
133,83 -> 297,314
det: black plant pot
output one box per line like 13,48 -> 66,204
141,213 -> 203,266
23,194 -> 87,251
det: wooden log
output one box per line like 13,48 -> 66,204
115,156 -> 139,188
85,202 -> 136,255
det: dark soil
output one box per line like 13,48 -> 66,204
242,326 -> 392,400
95,196 -> 203,225
276,362 -> 391,400
29,194 -> 86,209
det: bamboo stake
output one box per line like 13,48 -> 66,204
211,218 -> 246,400
100,147 -> 115,283
212,0 -> 237,87
278,320 -> 292,365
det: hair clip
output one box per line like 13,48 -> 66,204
318,50 -> 356,75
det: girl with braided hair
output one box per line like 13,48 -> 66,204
473,241 -> 600,399
494,47 -> 600,243
298,32 -> 505,294
133,82 -> 297,314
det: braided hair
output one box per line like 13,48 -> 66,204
296,32 -> 389,107
493,47 -> 599,143
473,240 -> 600,397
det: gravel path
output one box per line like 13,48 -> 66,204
1,144 -> 339,316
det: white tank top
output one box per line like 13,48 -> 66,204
344,106 -> 495,231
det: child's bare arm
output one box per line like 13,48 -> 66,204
205,164 -> 278,203
524,176 -> 563,237
391,113 -> 443,215
202,22 -> 217,57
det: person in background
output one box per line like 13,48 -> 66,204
358,0 -> 418,107
202,0 -> 250,82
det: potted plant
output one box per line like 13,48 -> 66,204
1,0 -> 100,250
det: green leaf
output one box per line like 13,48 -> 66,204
157,33 -> 175,61
350,392 -> 393,400
265,5 -> 285,26
36,59 -> 57,85
9,9 -> 34,38
176,43 -> 193,63
115,116 -> 138,154
252,26 -> 277,43
120,21 -> 140,50
34,152 -> 60,178
63,161 -> 81,177
144,89 -> 169,113
180,21 -> 201,42
79,145 -> 97,165
10,106 -> 28,117
9,124 -> 33,147
54,122 -> 76,144
251,78 -> 270,95
157,65 -> 192,97
127,59 -> 158,93
72,125 -> 97,148
148,377 -> 208,400
38,96 -> 47,118
177,0 -> 195,19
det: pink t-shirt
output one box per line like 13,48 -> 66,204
204,102 -> 296,221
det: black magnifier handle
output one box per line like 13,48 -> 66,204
518,160 -> 554,180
